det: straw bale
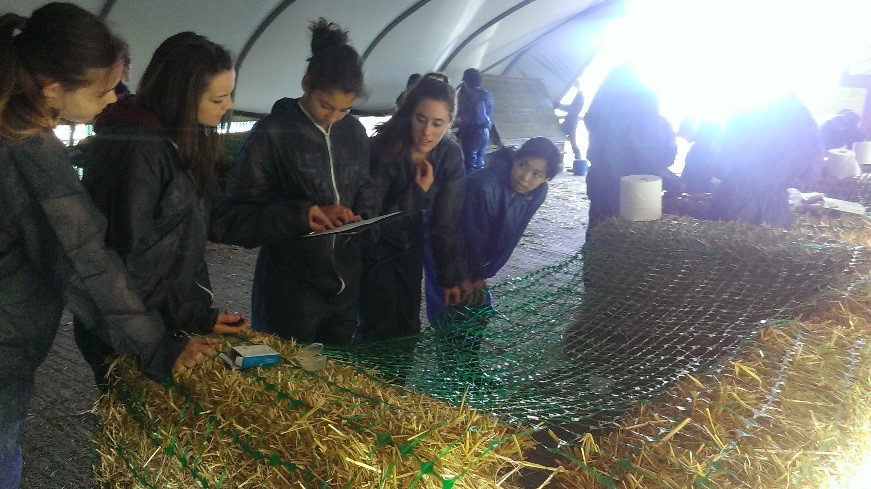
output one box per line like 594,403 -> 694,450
95,333 -> 547,488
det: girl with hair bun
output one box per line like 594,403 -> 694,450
226,18 -> 375,345
0,4 -> 215,486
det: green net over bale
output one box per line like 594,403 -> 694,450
96,213 -> 871,487
336,216 -> 868,437
96,334 -> 546,488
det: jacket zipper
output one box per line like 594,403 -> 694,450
324,125 -> 346,294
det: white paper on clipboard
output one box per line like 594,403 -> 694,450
302,211 -> 404,238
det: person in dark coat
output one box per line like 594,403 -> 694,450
584,66 -> 681,239
0,6 -> 215,487
679,119 -> 723,195
456,68 -> 495,172
819,109 -> 864,150
706,95 -> 824,228
225,19 -> 375,345
360,73 -> 465,342
75,32 -> 306,383
555,83 -> 585,165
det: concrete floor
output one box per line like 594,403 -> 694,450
19,171 -> 590,488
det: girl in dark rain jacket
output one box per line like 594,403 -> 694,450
75,33 -> 304,382
360,74 -> 466,341
226,19 -> 375,345
0,6 -> 214,486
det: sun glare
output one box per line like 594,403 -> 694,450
584,0 -> 871,125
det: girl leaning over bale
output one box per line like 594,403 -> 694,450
75,31 -> 309,386
0,3 -> 216,486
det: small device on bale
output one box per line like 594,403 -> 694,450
218,344 -> 281,370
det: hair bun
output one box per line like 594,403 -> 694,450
0,13 -> 27,35
309,17 -> 349,54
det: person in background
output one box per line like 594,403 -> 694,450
706,94 -> 824,228
0,5 -> 215,487
226,18 -> 375,345
76,32 -> 309,385
819,108 -> 864,150
360,73 -> 465,342
555,83 -> 585,170
456,68 -> 494,173
583,66 -> 681,239
395,72 -> 421,110
678,119 -> 722,195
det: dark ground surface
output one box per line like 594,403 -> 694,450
19,171 -> 589,488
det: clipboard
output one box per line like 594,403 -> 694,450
302,211 -> 405,238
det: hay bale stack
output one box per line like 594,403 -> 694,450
551,286 -> 871,488
95,333 -> 546,488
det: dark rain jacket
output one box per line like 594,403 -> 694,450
462,149 -> 547,281
79,98 -> 304,336
359,135 -> 465,339
367,135 -> 466,285
225,98 -> 375,331
0,131 -> 185,430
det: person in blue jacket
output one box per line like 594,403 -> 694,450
431,137 -> 562,325
0,5 -> 215,487
225,18 -> 375,345
430,137 -> 561,384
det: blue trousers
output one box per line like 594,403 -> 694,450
1,420 -> 23,489
458,126 -> 489,173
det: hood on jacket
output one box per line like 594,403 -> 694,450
93,96 -> 164,133
270,97 -> 300,118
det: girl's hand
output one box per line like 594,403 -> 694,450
309,205 -> 334,232
443,286 -> 462,306
173,338 -> 218,374
214,310 -> 250,334
413,158 -> 434,193
320,204 -> 362,226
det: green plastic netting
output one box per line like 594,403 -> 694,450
333,215 -> 869,442
97,204 -> 871,487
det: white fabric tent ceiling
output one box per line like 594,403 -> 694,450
8,0 -> 625,116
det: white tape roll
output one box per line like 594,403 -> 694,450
825,148 -> 860,179
852,141 -> 871,166
620,174 -> 662,221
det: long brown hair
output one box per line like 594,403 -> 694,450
136,32 -> 233,196
0,2 -> 122,142
373,73 -> 456,164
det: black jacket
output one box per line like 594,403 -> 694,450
0,131 -> 184,400
462,149 -> 546,281
81,98 -> 302,334
225,97 -> 375,293
368,135 -> 466,287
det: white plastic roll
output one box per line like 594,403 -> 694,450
852,141 -> 871,166
824,148 -> 860,179
620,174 -> 662,221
